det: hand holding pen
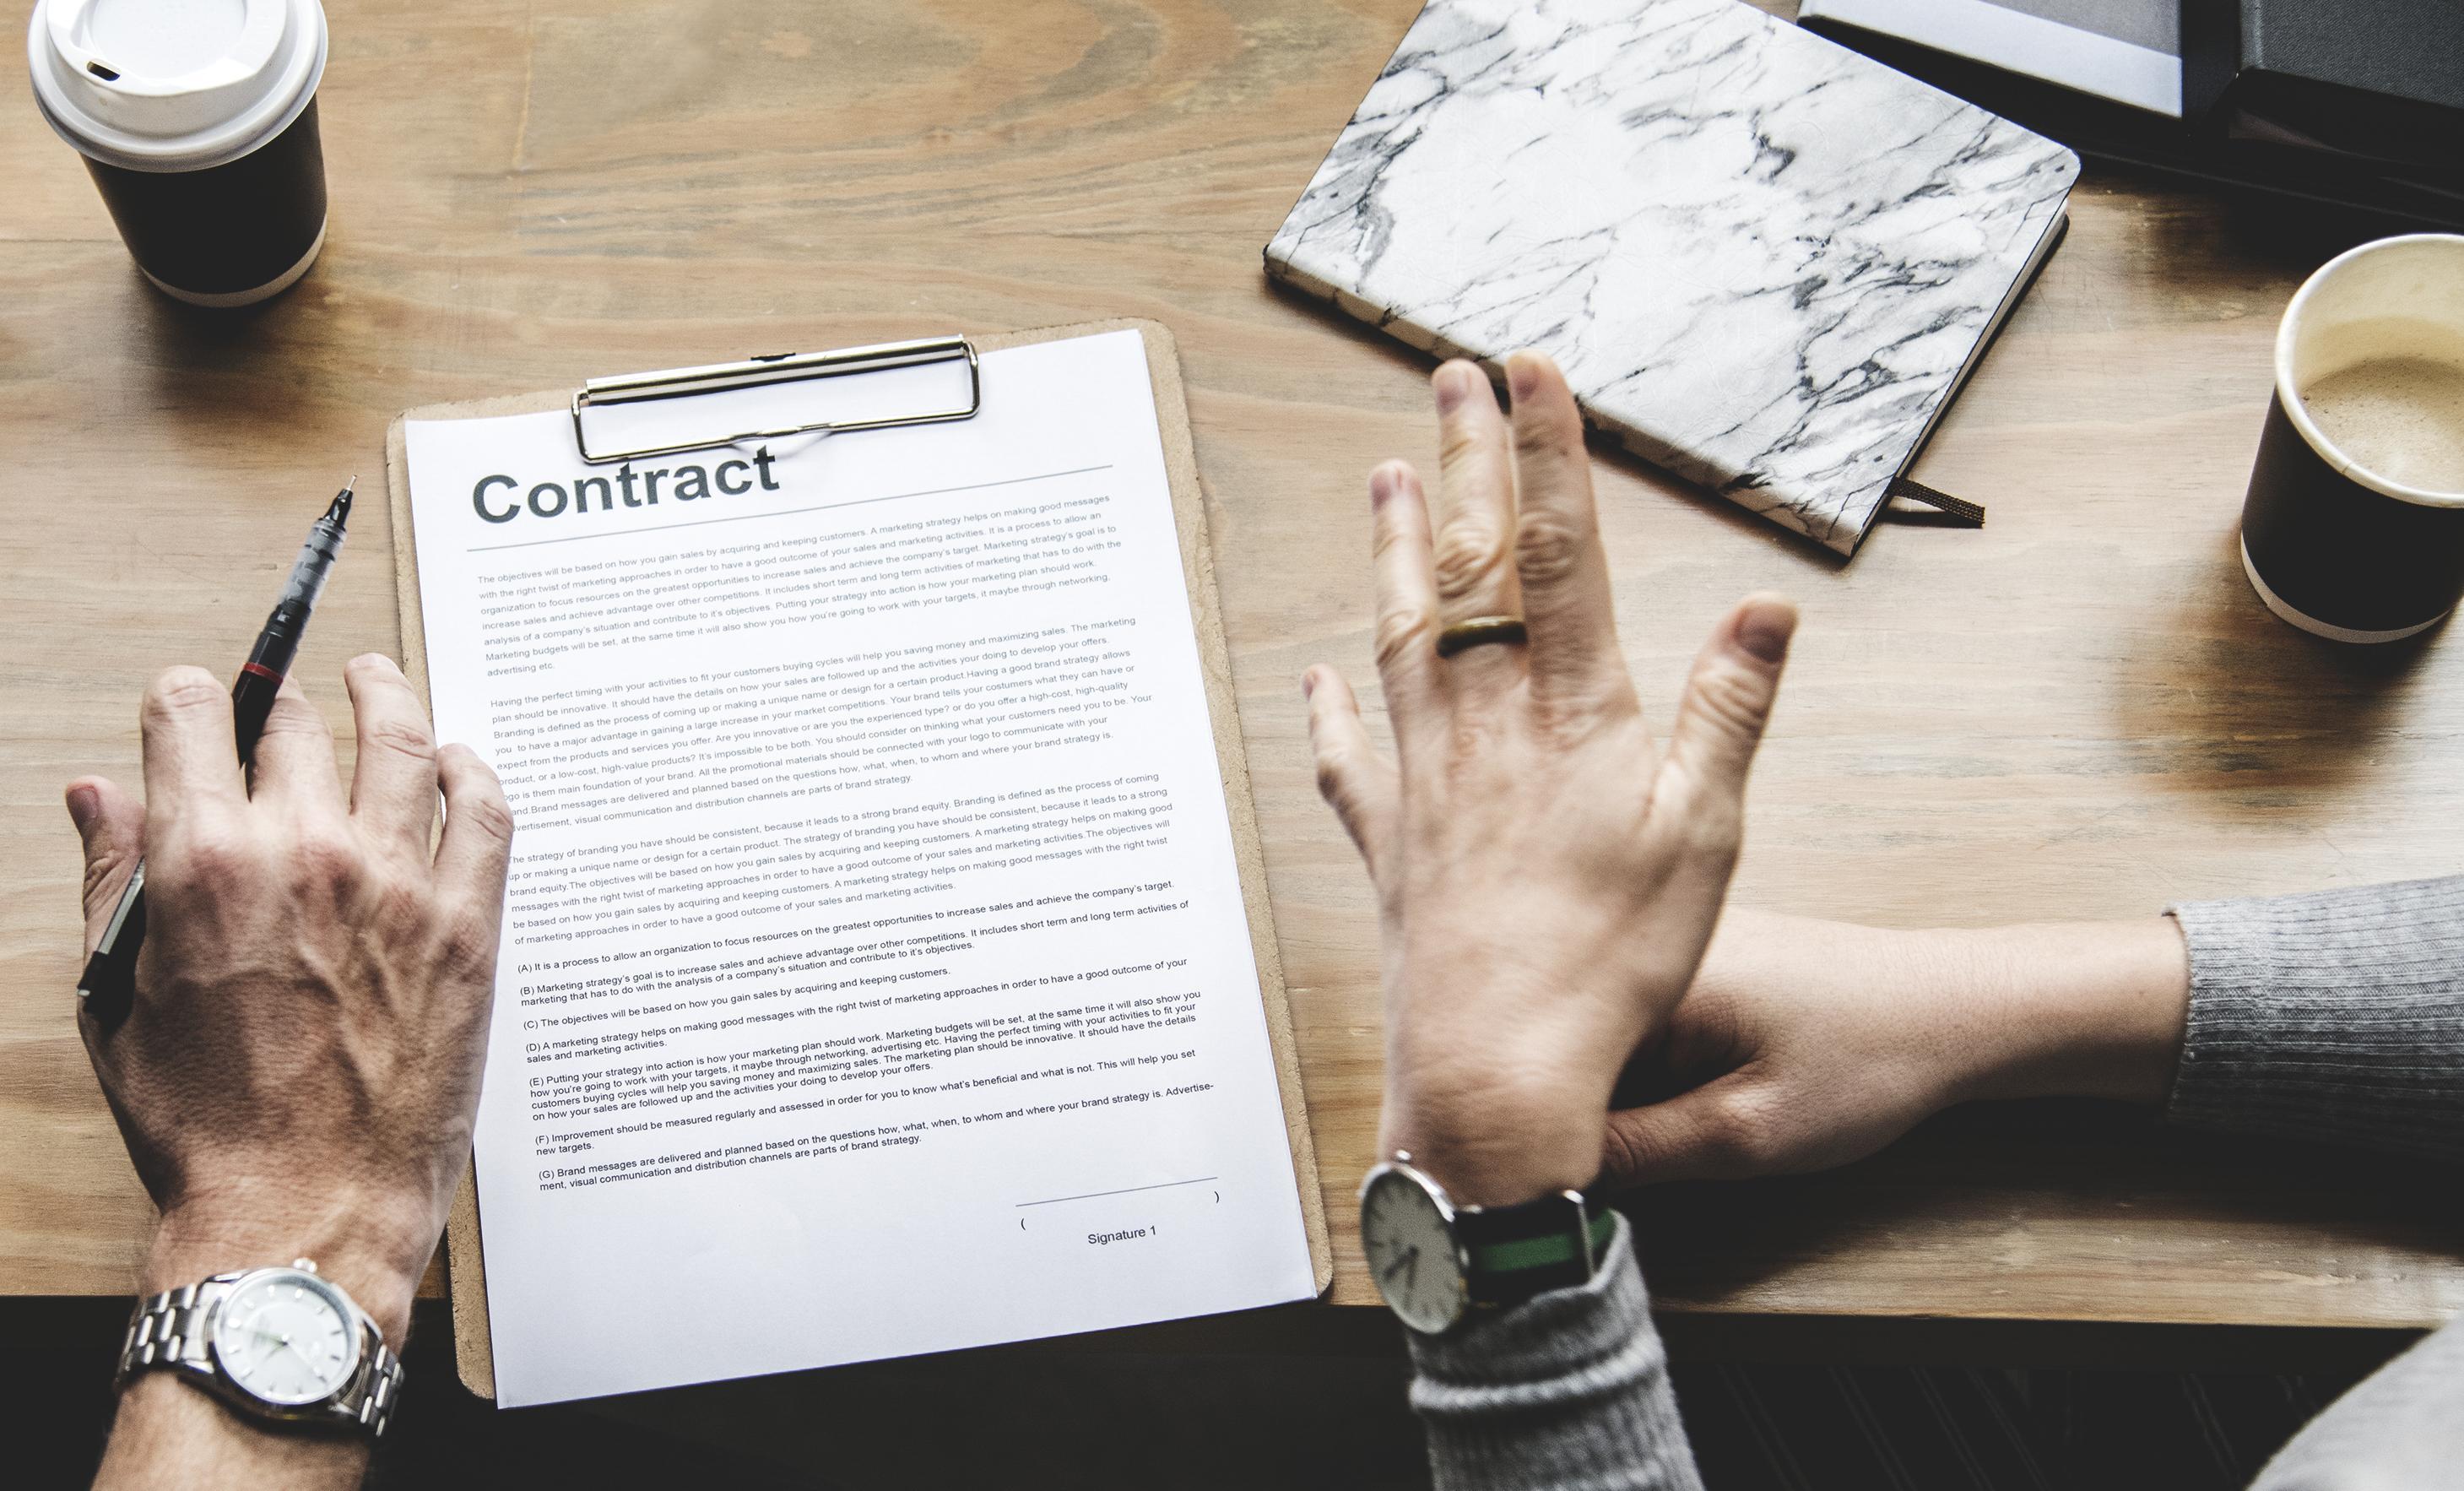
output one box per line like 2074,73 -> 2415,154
59,503 -> 516,1364
76,480 -> 357,1029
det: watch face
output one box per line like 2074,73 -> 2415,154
210,1269 -> 360,1407
1360,1166 -> 1467,1333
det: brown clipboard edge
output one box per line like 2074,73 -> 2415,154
386,317 -> 1332,1402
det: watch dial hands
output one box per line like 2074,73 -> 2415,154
1362,1168 -> 1470,1331
241,1320 -> 339,1386
273,1334 -> 323,1374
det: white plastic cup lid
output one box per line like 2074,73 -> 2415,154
27,0 -> 328,173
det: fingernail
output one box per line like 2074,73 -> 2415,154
1433,362 -> 1479,414
1507,352 -> 1544,404
1301,669 -> 1319,699
64,783 -> 97,834
1735,599 -> 1798,664
1368,463 -> 1400,506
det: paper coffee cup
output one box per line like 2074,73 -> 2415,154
26,0 -> 330,307
2239,235 -> 2464,644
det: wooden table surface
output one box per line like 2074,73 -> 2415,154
6,0 -> 2462,1339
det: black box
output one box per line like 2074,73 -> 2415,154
2182,0 -> 2464,176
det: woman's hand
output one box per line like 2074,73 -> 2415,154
1305,352 -> 1796,1207
1600,911 -> 2191,1189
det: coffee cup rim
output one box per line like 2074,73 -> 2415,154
2274,232 -> 2464,512
24,0 -> 327,174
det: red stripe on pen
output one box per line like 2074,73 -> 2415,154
239,662 -> 284,683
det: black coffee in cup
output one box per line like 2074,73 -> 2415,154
2239,235 -> 2464,644
27,0 -> 330,308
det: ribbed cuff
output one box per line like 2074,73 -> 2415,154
2168,876 -> 2464,1163
1407,1218 -> 1702,1491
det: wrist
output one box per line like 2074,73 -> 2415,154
99,1374 -> 374,1490
1934,918 -> 2191,1108
144,1187 -> 430,1345
1381,1087 -> 1606,1208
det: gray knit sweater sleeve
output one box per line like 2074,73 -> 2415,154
2167,874 -> 2464,1160
2165,875 -> 2464,1488
1411,876 -> 2464,1489
1406,1217 -> 1700,1491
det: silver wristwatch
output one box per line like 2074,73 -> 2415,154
1359,1152 -> 1616,1335
117,1259 -> 402,1438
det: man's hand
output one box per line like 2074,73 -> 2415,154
1305,353 -> 1795,1207
1600,911 -> 2191,1188
70,654 -> 513,1345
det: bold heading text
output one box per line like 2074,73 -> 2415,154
474,447 -> 783,524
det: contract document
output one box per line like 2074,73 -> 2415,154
397,327 -> 1319,1407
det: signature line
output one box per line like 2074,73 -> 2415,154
1015,1177 -> 1218,1208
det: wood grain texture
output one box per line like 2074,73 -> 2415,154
4,0 -> 2461,1336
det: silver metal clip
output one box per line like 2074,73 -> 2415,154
569,334 -> 983,464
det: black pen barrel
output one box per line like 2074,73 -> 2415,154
231,664 -> 286,763
79,482 -> 355,1027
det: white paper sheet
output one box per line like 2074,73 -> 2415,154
403,329 -> 1315,1407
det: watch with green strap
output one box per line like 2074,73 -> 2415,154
1358,1152 -> 1617,1335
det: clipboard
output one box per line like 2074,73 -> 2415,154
385,317 -> 1332,1399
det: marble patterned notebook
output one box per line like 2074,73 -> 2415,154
1265,0 -> 2080,555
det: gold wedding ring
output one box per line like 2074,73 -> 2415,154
1435,614 -> 1529,659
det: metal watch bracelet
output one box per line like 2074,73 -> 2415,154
118,1273 -> 403,1438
